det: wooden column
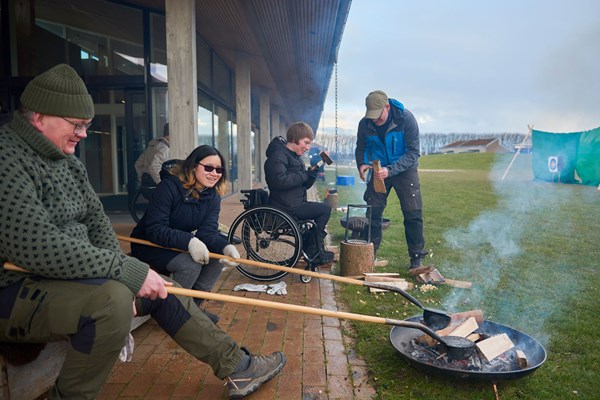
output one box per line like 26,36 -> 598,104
165,0 -> 197,160
258,90 -> 270,184
271,108 -> 280,138
235,52 -> 252,191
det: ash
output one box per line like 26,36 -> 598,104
408,339 -> 520,372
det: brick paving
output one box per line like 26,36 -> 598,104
102,192 -> 376,399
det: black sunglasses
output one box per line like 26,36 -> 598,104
197,163 -> 224,174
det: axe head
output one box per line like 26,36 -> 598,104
319,151 -> 333,165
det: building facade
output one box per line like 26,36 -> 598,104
0,0 -> 350,210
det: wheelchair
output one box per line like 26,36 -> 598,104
227,189 -> 325,283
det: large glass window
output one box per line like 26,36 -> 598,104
26,0 -> 143,76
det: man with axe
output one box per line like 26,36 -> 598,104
355,90 -> 428,270
0,64 -> 285,399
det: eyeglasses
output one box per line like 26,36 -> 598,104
60,117 -> 92,134
197,163 -> 224,174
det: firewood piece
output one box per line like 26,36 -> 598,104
466,333 -> 481,342
363,272 -> 400,277
408,265 -> 434,276
515,349 -> 528,368
442,278 -> 472,289
416,273 -> 432,284
372,160 -> 387,193
448,317 -> 478,337
368,281 -> 414,293
415,324 -> 457,346
450,309 -> 484,324
476,333 -> 515,361
364,276 -> 406,283
339,241 -> 374,276
421,268 -> 445,284
374,258 -> 388,267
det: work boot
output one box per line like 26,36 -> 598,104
409,256 -> 424,269
225,348 -> 286,398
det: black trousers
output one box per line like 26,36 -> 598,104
363,167 -> 426,259
286,201 -> 331,235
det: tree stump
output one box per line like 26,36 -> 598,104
339,240 -> 374,276
325,193 -> 338,209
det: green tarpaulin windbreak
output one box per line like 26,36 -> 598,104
532,127 -> 600,186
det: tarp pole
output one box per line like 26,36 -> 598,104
501,124 -> 533,181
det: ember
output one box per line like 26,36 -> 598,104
409,339 -> 522,372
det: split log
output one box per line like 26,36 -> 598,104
374,258 -> 389,267
448,317 -> 478,337
372,160 -> 387,193
368,281 -> 414,293
364,275 -> 405,283
515,349 -> 528,368
466,333 -> 481,342
449,309 -> 484,324
476,333 -> 515,361
443,278 -> 472,289
408,265 -> 434,276
339,241 -> 374,277
417,268 -> 445,284
363,272 -> 400,277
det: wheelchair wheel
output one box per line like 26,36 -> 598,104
129,188 -> 148,223
228,206 -> 302,282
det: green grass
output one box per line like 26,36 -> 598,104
315,153 -> 600,399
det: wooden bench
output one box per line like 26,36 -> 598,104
0,316 -> 150,400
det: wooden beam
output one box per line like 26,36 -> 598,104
476,333 -> 514,361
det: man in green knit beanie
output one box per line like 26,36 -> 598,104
0,64 -> 285,399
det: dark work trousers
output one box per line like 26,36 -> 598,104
363,167 -> 426,259
286,201 -> 331,236
0,276 -> 243,400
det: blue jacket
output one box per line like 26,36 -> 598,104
264,136 -> 316,210
354,98 -> 420,176
130,161 -> 228,271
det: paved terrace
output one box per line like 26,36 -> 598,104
101,192 -> 375,400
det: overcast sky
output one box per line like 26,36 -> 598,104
321,0 -> 600,135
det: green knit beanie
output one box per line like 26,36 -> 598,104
20,64 -> 95,119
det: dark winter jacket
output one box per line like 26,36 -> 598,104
131,162 -> 228,272
264,136 -> 316,210
355,98 -> 420,176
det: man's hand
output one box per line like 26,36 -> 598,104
374,166 -> 389,180
358,164 -> 372,182
137,269 -> 172,300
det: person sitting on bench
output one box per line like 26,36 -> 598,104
0,64 -> 285,400
264,121 -> 334,265
130,144 -> 239,324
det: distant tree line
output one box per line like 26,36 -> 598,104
313,132 -> 527,162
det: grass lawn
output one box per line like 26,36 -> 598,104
315,153 -> 600,400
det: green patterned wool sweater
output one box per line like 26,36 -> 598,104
0,112 -> 149,294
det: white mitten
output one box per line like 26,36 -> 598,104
219,244 -> 240,268
188,237 -> 209,264
267,281 -> 287,295
233,283 -> 268,292
118,333 -> 135,362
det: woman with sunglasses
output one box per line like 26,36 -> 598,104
130,145 -> 239,323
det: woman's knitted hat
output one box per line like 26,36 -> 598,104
20,64 -> 95,119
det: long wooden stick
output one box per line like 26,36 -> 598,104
1,261 -> 444,340
116,234 -> 402,292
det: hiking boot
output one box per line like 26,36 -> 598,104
225,348 -> 286,398
200,308 -> 220,324
409,256 -> 424,270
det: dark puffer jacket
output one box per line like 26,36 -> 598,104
264,136 -> 316,210
130,161 -> 228,272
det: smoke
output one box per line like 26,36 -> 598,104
440,156 -> 578,346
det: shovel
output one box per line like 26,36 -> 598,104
3,262 -> 474,360
117,235 -> 452,329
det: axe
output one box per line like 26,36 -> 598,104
310,151 -> 333,170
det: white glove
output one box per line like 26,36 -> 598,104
188,237 -> 209,264
219,244 -> 240,268
234,283 -> 268,292
267,281 -> 287,295
119,333 -> 135,362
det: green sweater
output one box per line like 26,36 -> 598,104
0,112 -> 149,294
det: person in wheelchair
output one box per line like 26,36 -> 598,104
130,145 -> 240,323
264,122 -> 334,265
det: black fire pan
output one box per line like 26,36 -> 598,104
389,316 -> 547,381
